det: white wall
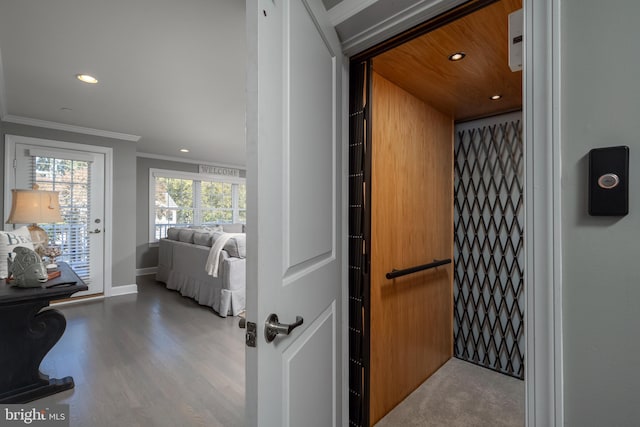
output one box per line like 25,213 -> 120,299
561,0 -> 640,425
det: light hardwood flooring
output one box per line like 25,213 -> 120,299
36,274 -> 245,427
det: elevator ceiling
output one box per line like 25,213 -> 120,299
373,0 -> 522,122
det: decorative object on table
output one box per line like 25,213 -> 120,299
0,226 -> 34,279
42,245 -> 63,269
5,184 -> 63,255
8,247 -> 48,288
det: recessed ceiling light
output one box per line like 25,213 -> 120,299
448,52 -> 466,61
490,94 -> 502,100
76,74 -> 98,84
179,148 -> 190,153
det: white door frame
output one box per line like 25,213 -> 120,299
3,134 -> 114,297
523,0 -> 563,425
330,0 -> 563,425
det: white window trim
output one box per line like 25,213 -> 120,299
148,168 -> 246,243
150,168 -> 245,184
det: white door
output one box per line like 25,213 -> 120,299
245,0 -> 344,426
7,141 -> 106,296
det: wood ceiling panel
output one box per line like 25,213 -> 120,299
372,0 -> 522,122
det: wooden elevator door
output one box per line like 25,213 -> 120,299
369,71 -> 454,424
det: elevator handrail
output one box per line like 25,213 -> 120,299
385,258 -> 452,280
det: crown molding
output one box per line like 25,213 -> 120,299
1,115 -> 141,142
339,0 -> 466,56
328,0 -> 379,26
136,152 -> 246,170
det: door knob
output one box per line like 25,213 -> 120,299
88,229 -> 102,234
264,313 -> 303,343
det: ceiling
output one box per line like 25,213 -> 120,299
373,0 -> 522,121
0,0 -> 246,166
0,0 -> 521,166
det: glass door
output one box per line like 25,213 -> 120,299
12,143 -> 105,296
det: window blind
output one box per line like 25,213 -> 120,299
30,155 -> 93,283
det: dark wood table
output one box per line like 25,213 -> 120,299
0,262 -> 88,403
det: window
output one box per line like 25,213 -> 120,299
13,144 -> 106,286
34,156 -> 92,279
150,169 -> 246,242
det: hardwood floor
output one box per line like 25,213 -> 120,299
36,274 -> 245,427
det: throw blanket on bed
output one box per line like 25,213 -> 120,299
205,233 -> 243,277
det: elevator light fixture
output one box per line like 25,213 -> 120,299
448,52 -> 466,61
179,148 -> 190,153
489,94 -> 502,100
76,74 -> 98,84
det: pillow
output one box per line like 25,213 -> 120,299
166,228 -> 181,240
224,234 -> 246,258
0,226 -> 35,279
211,230 -> 226,244
178,229 -> 196,243
190,224 -> 224,232
193,231 -> 214,247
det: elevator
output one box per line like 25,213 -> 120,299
348,0 -> 524,425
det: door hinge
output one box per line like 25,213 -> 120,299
13,159 -> 17,169
246,321 -> 257,348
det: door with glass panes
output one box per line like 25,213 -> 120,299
8,140 -> 105,296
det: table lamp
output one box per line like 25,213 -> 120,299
5,184 -> 63,255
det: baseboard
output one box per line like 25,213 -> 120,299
136,267 -> 157,276
53,294 -> 105,306
51,284 -> 137,305
110,284 -> 138,296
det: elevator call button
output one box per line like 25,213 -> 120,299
597,173 -> 620,189
588,146 -> 629,216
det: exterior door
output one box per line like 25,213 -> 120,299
7,140 -> 106,296
245,0 -> 344,426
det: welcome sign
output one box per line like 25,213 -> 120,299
198,165 -> 241,178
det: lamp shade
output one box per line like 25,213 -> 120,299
6,189 -> 63,224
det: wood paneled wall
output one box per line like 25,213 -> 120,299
370,71 -> 454,425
